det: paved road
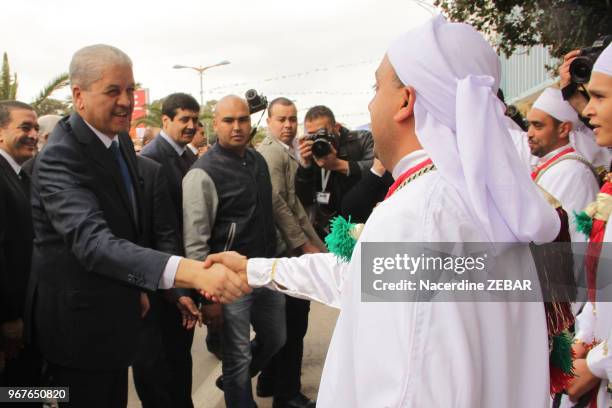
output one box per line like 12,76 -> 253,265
127,301 -> 339,408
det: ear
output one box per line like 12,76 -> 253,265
161,114 -> 170,129
393,86 -> 416,123
72,86 -> 85,111
559,121 -> 572,140
266,116 -> 272,127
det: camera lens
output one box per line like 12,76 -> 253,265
569,57 -> 593,84
312,139 -> 331,158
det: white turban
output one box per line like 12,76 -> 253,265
593,43 -> 612,76
532,87 -> 611,170
387,15 -> 560,243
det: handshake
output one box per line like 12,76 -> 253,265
175,251 -> 252,304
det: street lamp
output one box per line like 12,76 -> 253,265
172,60 -> 231,106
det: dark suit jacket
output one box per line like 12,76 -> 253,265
141,134 -> 195,250
140,134 -> 196,301
26,113 -> 172,370
0,154 -> 33,324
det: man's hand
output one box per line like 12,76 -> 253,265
176,296 -> 202,330
298,138 -> 314,167
572,341 -> 588,360
371,158 -> 386,176
559,49 -> 581,88
140,292 -> 150,318
1,319 -> 24,359
313,145 -> 349,175
202,252 -> 249,302
300,241 -> 322,254
567,358 -> 601,402
174,258 -> 251,304
559,49 -> 589,114
201,304 -> 224,330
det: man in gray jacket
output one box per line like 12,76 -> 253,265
256,98 -> 324,408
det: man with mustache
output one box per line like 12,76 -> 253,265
526,87 -> 601,242
26,45 -> 249,408
183,95 -> 285,408
0,101 -> 42,395
139,93 -> 202,407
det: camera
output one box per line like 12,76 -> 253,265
570,35 -> 612,84
245,89 -> 268,114
304,128 -> 337,159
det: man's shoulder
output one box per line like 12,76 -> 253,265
137,154 -> 162,172
140,135 -> 166,158
257,136 -> 287,159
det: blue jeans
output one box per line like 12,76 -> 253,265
222,287 -> 286,407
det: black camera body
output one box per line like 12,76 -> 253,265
570,35 -> 612,84
304,128 -> 337,159
245,89 -> 268,114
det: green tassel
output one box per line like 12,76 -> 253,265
573,211 -> 593,237
550,332 -> 574,374
325,216 -> 357,262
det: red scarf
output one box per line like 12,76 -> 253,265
531,147 -> 575,180
385,158 -> 433,200
585,181 -> 612,304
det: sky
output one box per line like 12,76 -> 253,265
2,0 -> 436,127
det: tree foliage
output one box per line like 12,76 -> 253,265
0,52 -> 18,100
30,73 -> 70,113
434,0 -> 612,59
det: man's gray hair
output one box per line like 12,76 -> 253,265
69,44 -> 132,90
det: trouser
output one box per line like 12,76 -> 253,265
133,293 -> 195,408
222,288 -> 286,408
46,362 -> 128,408
0,343 -> 43,408
258,296 -> 311,401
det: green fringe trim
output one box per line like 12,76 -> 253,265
325,216 -> 357,262
550,332 -> 574,374
573,211 -> 593,238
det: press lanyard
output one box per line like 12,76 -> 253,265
321,169 -> 331,191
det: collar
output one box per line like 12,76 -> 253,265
187,143 -> 199,155
160,130 -> 186,156
537,144 -> 573,165
83,120 -> 118,148
391,149 -> 430,179
0,148 -> 21,175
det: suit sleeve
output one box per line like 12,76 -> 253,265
259,148 -> 308,250
151,164 -> 181,255
183,168 -> 218,261
0,177 -> 8,323
37,143 -> 170,291
348,131 -> 375,177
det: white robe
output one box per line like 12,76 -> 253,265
247,150 -> 550,407
558,220 -> 612,407
534,146 -> 600,243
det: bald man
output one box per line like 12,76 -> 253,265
183,96 -> 286,408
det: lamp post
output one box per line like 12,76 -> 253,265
172,60 -> 231,107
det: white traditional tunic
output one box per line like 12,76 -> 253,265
558,220 -> 612,407
248,150 -> 550,408
533,145 -> 600,242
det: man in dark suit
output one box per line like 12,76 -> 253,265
0,101 -> 42,393
140,92 -> 202,407
133,154 -> 201,408
25,44 -> 250,408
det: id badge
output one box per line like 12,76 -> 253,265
316,191 -> 331,204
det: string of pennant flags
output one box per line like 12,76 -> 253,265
206,59 -> 378,92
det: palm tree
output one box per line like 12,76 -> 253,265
30,73 -> 70,112
133,98 -> 164,128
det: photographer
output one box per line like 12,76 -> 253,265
296,105 -> 374,238
559,36 -> 611,123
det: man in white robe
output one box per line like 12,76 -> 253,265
206,16 -> 561,407
562,43 -> 612,408
528,87 -> 601,242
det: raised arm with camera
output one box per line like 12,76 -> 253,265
560,36 -> 611,120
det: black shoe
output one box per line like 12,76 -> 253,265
272,393 -> 316,408
256,376 -> 274,398
215,375 -> 223,391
